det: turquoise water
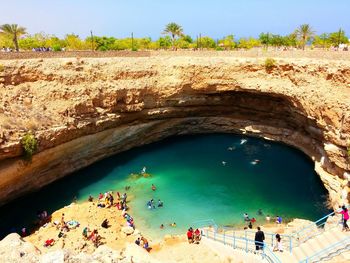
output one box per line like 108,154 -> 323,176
0,134 -> 330,239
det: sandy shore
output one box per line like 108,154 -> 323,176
23,191 -> 314,263
24,200 -> 138,254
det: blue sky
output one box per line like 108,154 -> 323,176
1,0 -> 349,39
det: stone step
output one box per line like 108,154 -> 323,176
277,252 -> 298,263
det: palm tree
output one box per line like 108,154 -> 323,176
163,22 -> 183,50
0,24 -> 27,51
296,24 -> 314,50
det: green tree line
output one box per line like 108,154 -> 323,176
0,23 -> 348,51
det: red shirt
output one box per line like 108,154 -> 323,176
187,231 -> 193,238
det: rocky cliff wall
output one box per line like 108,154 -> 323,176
0,56 -> 349,207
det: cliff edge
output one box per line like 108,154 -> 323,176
0,55 -> 349,206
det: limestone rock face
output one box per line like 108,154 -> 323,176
0,233 -> 133,263
0,56 -> 349,206
0,233 -> 41,263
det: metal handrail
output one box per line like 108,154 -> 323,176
232,228 -> 295,253
300,236 -> 350,263
196,206 -> 348,258
293,211 -> 335,239
203,228 -> 282,263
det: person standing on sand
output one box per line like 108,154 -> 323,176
151,184 -> 156,191
254,226 -> 265,251
60,213 -> 65,227
187,228 -> 194,243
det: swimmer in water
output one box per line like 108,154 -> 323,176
222,161 -> 226,166
141,166 -> 146,174
227,146 -> 234,151
251,159 -> 260,165
240,139 -> 248,145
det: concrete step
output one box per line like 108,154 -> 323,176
292,246 -> 309,261
307,236 -> 324,253
277,252 -> 298,263
202,237 -> 269,263
322,230 -> 342,245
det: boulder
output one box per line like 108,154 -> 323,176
121,226 -> 134,235
0,233 -> 41,263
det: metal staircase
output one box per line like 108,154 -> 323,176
193,210 -> 350,263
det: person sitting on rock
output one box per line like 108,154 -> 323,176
88,229 -> 97,241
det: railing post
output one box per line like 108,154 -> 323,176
233,232 -> 236,248
245,238 -> 248,252
289,235 -> 292,253
271,234 -> 274,247
224,232 -> 226,245
214,230 -> 216,241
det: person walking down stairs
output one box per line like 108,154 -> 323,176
338,205 -> 350,231
254,226 -> 265,251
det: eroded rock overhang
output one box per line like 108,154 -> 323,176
0,56 -> 349,207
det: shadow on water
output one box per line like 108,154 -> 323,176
0,133 -> 331,239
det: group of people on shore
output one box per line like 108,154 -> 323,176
135,236 -> 150,251
187,227 -> 201,244
82,227 -> 102,247
244,211 -> 283,228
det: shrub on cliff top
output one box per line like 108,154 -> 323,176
264,58 -> 276,71
21,132 -> 37,159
